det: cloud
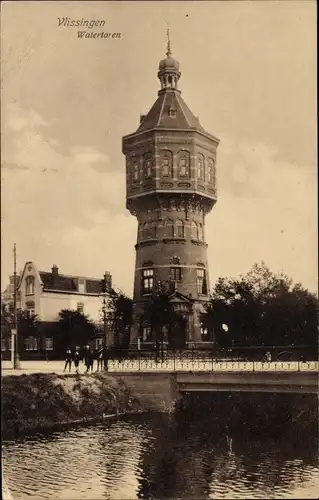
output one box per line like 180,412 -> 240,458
1,105 -> 317,295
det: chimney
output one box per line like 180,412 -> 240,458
140,114 -> 146,123
52,265 -> 58,285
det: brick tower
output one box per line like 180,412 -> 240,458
122,34 -> 219,345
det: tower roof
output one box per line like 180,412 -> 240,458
137,90 -> 206,133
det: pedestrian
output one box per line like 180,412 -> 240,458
89,348 -> 95,373
74,349 -> 81,374
266,351 -> 272,363
63,349 -> 72,372
84,346 -> 91,374
97,346 -> 104,372
103,346 -> 109,372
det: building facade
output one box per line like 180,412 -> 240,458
1,262 -> 112,358
122,39 -> 219,345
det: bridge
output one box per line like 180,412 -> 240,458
107,359 -> 318,412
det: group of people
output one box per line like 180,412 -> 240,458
63,345 -> 108,374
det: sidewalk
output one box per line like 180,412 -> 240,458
1,360 -> 88,376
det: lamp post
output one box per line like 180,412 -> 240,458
13,243 -> 21,369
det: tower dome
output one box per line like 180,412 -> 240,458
157,29 -> 181,92
158,54 -> 180,72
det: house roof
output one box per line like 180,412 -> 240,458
18,261 -> 112,296
136,90 -> 206,134
39,271 -> 112,295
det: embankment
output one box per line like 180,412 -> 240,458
2,372 -> 144,439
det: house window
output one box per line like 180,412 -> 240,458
132,160 -> 139,181
78,279 -> 85,294
77,303 -> 84,313
45,337 -> 53,351
1,338 -> 6,351
25,336 -> 38,351
197,268 -> 207,295
26,276 -> 35,295
198,223 -> 204,241
142,268 -> 154,294
175,219 -> 184,238
95,338 -> 104,349
179,157 -> 189,177
191,221 -> 198,239
142,327 -> 151,341
9,336 -> 12,351
170,267 -> 182,282
197,154 -> 205,180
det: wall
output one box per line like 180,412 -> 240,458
39,293 -> 102,322
109,373 -> 180,412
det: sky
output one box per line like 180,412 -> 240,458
1,0 -> 317,295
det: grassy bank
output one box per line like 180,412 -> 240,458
2,372 -> 143,439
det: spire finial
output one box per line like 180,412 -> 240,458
166,27 -> 171,56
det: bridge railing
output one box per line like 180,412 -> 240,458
106,352 -> 318,373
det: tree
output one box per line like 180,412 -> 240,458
201,262 -> 318,349
56,309 -> 97,352
106,289 -> 133,349
141,286 -> 187,352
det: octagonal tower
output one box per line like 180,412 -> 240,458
122,37 -> 220,345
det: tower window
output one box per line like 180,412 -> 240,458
150,222 -> 157,239
170,267 -> 181,282
198,223 -> 204,241
175,219 -> 184,238
179,157 -> 189,177
142,268 -> 154,294
197,268 -> 207,295
191,221 -> 198,240
162,152 -> 172,177
168,108 -> 176,117
165,219 -> 174,238
143,155 -> 153,179
26,276 -> 35,295
207,159 -> 214,184
132,160 -> 139,182
143,222 -> 150,240
197,155 -> 205,181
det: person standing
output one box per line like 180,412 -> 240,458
63,349 -> 72,372
89,348 -> 95,373
84,346 -> 91,374
74,349 -> 81,374
97,346 -> 104,372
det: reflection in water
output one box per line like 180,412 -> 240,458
2,393 -> 319,499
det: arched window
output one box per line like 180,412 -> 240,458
165,219 -> 174,238
132,158 -> 139,182
178,151 -> 190,177
207,158 -> 214,184
162,151 -> 172,177
150,222 -> 157,239
175,219 -> 184,238
143,154 -> 153,179
26,276 -> 35,295
138,222 -> 143,241
143,222 -> 150,240
197,154 -> 205,180
198,223 -> 204,241
191,221 -> 198,240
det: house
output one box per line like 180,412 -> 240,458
1,262 -> 112,359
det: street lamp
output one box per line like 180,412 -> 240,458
13,243 -> 21,369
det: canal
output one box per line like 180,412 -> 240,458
2,393 -> 318,499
